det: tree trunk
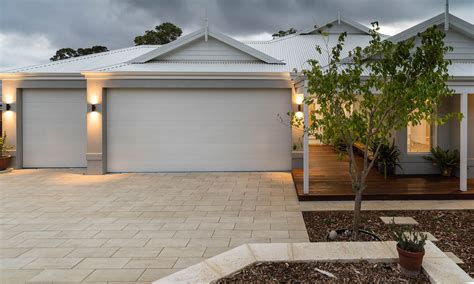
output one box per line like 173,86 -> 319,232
352,188 -> 363,240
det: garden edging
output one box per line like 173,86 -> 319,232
153,241 -> 472,284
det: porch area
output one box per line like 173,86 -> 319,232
292,145 -> 474,201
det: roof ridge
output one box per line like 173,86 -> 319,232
147,60 -> 272,64
4,45 -> 156,73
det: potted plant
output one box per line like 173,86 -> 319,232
0,132 -> 13,171
423,146 -> 460,176
371,139 -> 402,179
392,224 -> 427,277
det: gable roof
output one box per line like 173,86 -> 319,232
388,13 -> 474,43
300,17 -> 372,35
129,27 -> 284,65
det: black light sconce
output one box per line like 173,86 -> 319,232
5,103 -> 12,111
297,104 -> 302,112
91,104 -> 97,112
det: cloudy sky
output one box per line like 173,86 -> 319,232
0,0 -> 473,70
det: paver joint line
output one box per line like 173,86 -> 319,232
0,170 -> 307,283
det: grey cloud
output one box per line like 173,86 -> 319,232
0,0 -> 473,69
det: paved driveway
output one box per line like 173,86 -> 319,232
0,169 -> 308,283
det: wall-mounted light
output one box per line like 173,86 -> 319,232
295,110 -> 304,119
294,93 -> 304,119
88,103 -> 99,113
294,93 -> 304,105
5,103 -> 12,111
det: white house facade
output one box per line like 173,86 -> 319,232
1,13 -> 473,192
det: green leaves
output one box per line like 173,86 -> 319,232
134,22 -> 183,46
301,24 -> 457,189
50,46 -> 109,61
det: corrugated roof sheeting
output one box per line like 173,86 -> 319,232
4,46 -> 158,73
246,34 -> 378,71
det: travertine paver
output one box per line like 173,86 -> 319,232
379,216 -> 419,225
0,169 -> 306,283
156,241 -> 472,284
300,200 -> 474,211
444,251 -> 464,264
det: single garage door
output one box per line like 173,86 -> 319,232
23,89 -> 87,168
107,89 -> 291,172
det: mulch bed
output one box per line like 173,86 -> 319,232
303,210 -> 474,277
214,261 -> 429,283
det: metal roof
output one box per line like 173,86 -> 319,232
2,45 -> 158,74
1,14 -> 472,78
246,34 -> 378,72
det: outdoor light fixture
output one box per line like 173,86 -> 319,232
294,93 -> 304,105
295,110 -> 304,119
88,103 -> 99,113
5,103 -> 12,111
294,93 -> 304,119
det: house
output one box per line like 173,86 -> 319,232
1,12 -> 472,192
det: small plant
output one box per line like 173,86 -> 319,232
391,221 -> 427,276
0,132 -> 14,156
392,226 -> 427,253
371,139 -> 402,179
423,146 -> 460,176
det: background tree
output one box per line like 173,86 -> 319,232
302,24 -> 458,239
50,46 -> 108,61
134,22 -> 182,45
272,28 -> 297,38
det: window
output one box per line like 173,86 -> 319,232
407,120 -> 432,153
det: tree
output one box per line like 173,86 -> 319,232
134,22 -> 182,45
272,28 -> 297,39
50,46 -> 109,61
301,23 -> 458,239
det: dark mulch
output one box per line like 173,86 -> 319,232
214,261 -> 429,283
303,210 -> 474,276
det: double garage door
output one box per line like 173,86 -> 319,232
23,88 -> 291,172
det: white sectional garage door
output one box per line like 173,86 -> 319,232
23,89 -> 87,168
107,89 -> 291,172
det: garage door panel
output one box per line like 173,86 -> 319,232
109,143 -> 290,172
111,103 -> 285,123
23,89 -> 87,168
108,89 -> 291,172
109,123 -> 286,144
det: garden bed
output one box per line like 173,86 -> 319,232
214,261 -> 429,283
302,210 -> 473,276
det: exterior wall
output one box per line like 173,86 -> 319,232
1,81 -> 22,168
292,84 -> 305,168
396,94 -> 473,178
442,28 -> 474,60
86,80 -> 107,174
468,94 -> 474,178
